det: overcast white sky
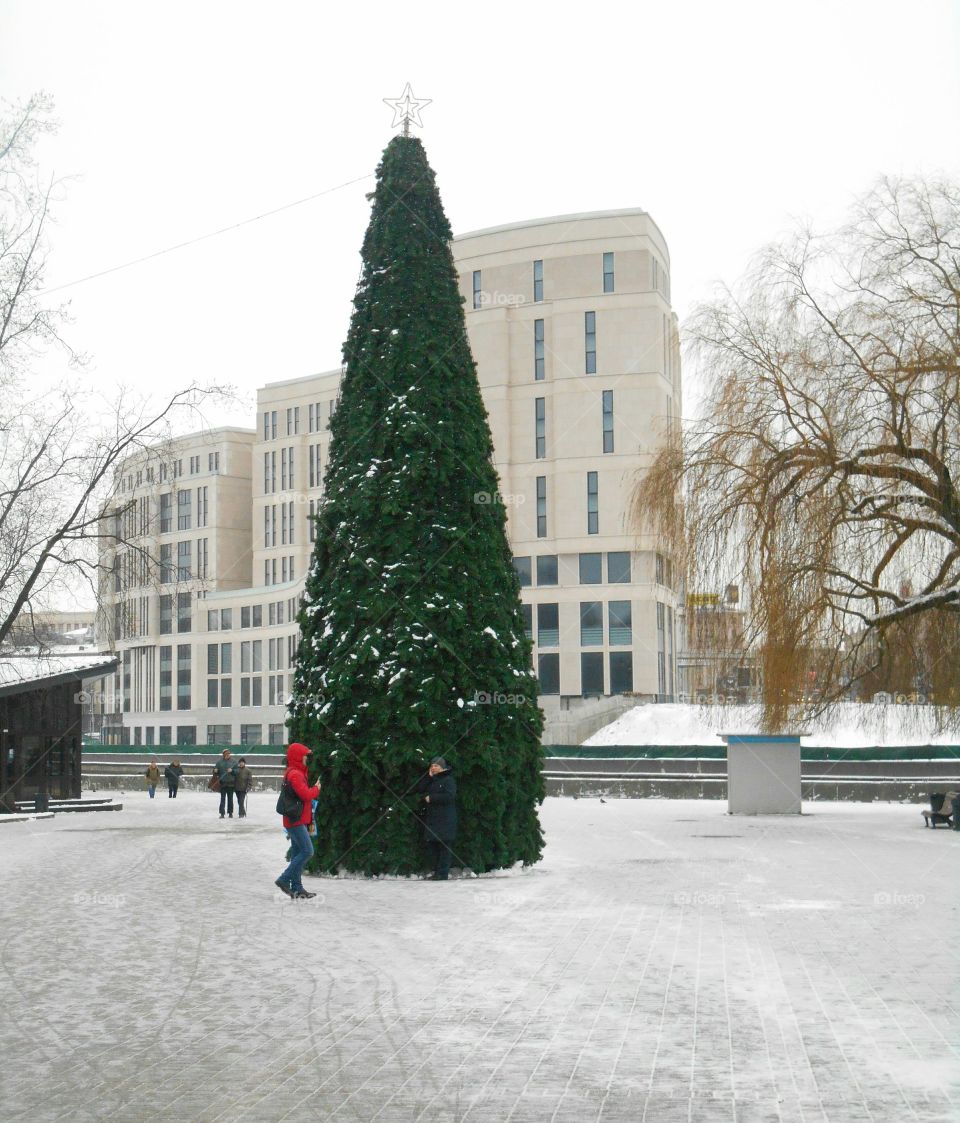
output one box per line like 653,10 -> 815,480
3,0 -> 959,429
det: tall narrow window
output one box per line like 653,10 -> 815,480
177,644 -> 191,710
536,476 -> 547,538
177,490 -> 192,530
537,603 -> 559,647
533,259 -> 543,302
585,312 -> 597,374
177,540 -> 191,581
602,390 -> 614,453
603,252 -> 614,293
472,269 -> 482,310
535,397 -> 545,459
263,411 -> 270,441
580,602 -> 603,646
587,471 -> 599,534
609,601 -> 632,645
160,493 -> 172,533
281,447 -> 287,490
534,319 -> 545,381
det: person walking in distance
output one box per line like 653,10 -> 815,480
416,757 -> 458,880
234,757 -> 253,818
275,743 -> 320,899
164,759 -> 184,798
144,758 -> 160,799
215,748 -> 239,818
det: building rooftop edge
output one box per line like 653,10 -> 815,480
454,208 -> 651,243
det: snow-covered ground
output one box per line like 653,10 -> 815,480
1,790 -> 957,1121
585,702 -> 960,749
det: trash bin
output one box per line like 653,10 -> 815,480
722,734 -> 803,814
33,791 -> 49,813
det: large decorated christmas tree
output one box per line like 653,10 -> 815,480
288,131 -> 544,876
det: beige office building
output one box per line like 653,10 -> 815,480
99,210 -> 680,746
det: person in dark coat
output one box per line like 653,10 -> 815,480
215,749 -> 239,818
416,757 -> 458,880
234,758 -> 253,818
164,759 -> 183,798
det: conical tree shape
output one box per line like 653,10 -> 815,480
289,135 -> 544,876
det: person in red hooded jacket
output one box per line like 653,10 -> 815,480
275,742 -> 321,899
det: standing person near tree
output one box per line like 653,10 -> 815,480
415,757 -> 458,880
215,748 -> 238,819
164,759 -> 183,798
234,757 -> 253,818
275,743 -> 320,899
144,758 -> 160,799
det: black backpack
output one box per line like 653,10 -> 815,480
276,778 -> 304,820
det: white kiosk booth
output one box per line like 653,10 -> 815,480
722,733 -> 803,814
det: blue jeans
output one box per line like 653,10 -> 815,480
147,785 -> 156,798
281,825 -> 314,891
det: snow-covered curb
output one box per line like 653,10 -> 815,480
0,812 -> 55,824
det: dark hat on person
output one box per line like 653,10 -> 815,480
431,756 -> 447,768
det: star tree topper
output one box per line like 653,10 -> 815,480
383,83 -> 432,135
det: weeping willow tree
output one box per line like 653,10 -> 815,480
635,177 -> 960,730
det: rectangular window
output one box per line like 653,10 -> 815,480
587,471 -> 598,535
160,543 -> 173,585
271,411 -> 277,439
281,447 -> 287,490
198,486 -> 209,527
177,726 -> 196,746
286,407 -> 293,436
288,447 -> 294,490
288,501 -> 295,545
534,319 -> 545,381
536,554 -> 558,586
241,724 -> 262,746
538,653 -> 560,695
585,311 -> 597,374
159,493 -> 172,533
533,259 -> 543,303
579,552 -> 602,584
535,397 -> 545,459
158,725 -> 172,745
603,251 -> 614,293
159,595 -> 173,635
177,490 -> 192,530
472,269 -> 482,310
521,603 -> 533,640
220,641 -> 232,672
269,723 -> 286,746
309,499 -> 317,543
263,411 -> 270,441
208,451 -> 219,472
221,678 -> 232,707
241,606 -> 250,628
177,644 -> 191,710
207,678 -> 219,708
207,643 -> 219,675
177,592 -> 192,633
537,603 -> 559,647
602,390 -> 614,454
581,652 -> 604,695
207,724 -> 231,745
580,602 -> 603,646
189,455 -> 200,475
252,605 -> 262,627
281,502 -> 287,545
609,601 -> 632,645
308,403 -> 315,433
607,551 -> 631,584
177,540 -> 191,581
610,651 -> 633,694
536,476 -> 547,538
159,646 -> 172,711
294,405 -> 300,433
252,676 -> 262,705
513,556 -> 532,588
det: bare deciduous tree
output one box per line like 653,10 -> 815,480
0,94 -> 227,651
635,177 -> 960,728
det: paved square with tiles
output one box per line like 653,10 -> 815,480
0,791 -> 957,1121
